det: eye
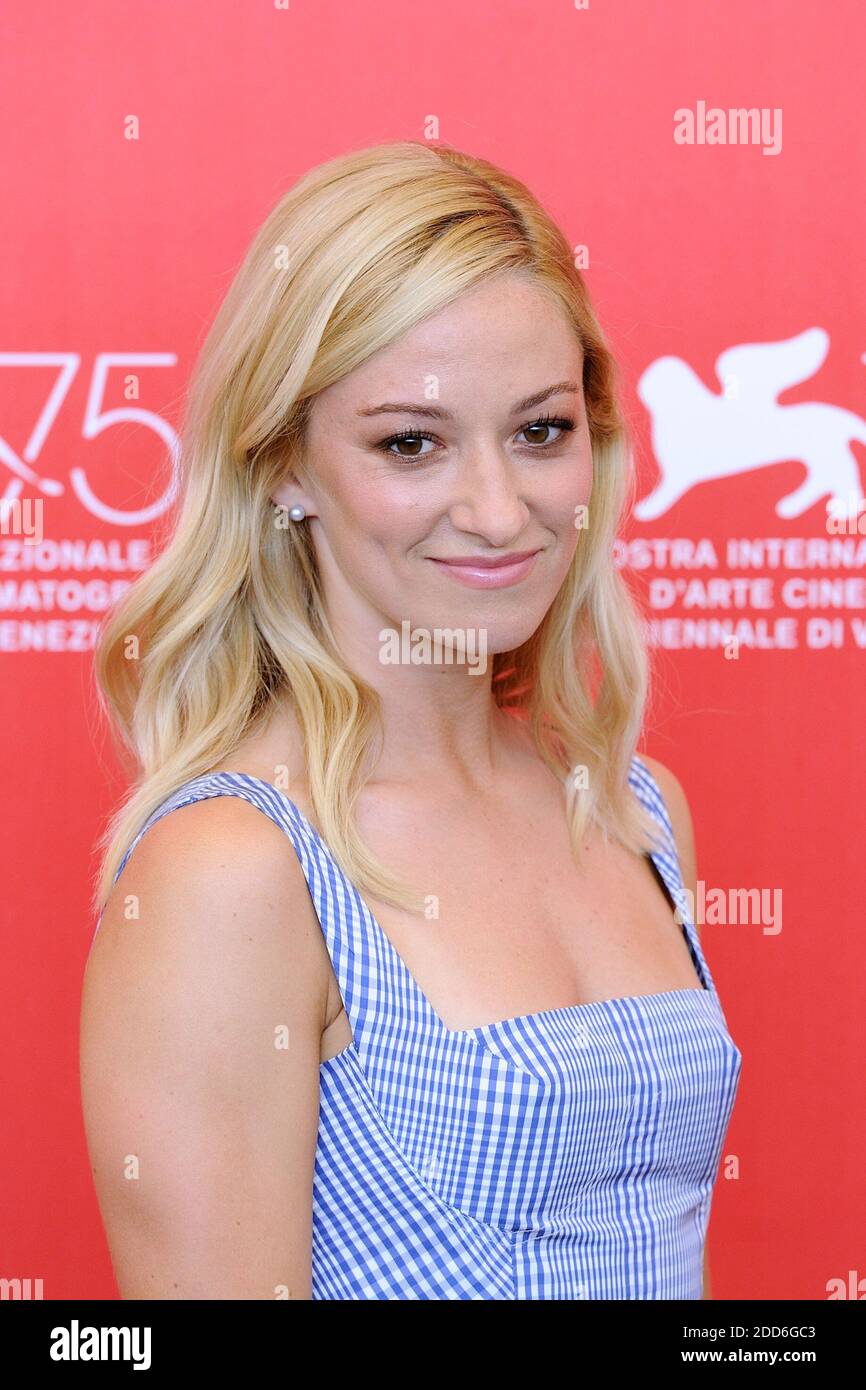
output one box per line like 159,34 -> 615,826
517,414 -> 576,448
374,413 -> 576,462
377,428 -> 439,459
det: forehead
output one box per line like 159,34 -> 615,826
315,274 -> 583,420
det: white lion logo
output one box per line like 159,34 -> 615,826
634,327 -> 865,521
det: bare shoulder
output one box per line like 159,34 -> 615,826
80,793 -> 328,1298
91,793 -> 329,1004
638,756 -> 699,923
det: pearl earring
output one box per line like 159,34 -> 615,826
288,505 -> 306,521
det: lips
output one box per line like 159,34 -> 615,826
431,549 -> 541,569
427,548 -> 542,589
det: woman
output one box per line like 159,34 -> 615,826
80,140 -> 742,1300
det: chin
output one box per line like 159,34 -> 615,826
425,609 -> 544,651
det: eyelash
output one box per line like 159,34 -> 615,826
375,412 -> 576,461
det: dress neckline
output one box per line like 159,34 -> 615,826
195,766 -> 714,1043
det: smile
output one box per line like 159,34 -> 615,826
427,549 -> 542,589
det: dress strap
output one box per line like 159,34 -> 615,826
627,755 -> 718,996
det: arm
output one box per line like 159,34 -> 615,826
80,796 -> 329,1299
639,756 -> 711,1299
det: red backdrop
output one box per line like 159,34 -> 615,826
2,0 -> 863,1301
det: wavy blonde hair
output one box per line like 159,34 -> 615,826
91,139 -> 662,918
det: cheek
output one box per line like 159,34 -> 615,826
542,454 -> 593,528
323,477 -> 427,566
572,441 -> 594,495
348,471 -> 443,552
316,464 -> 393,535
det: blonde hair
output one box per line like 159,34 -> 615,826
91,139 -> 662,918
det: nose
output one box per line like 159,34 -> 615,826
447,449 -> 531,546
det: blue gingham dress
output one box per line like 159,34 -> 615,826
108,754 -> 742,1299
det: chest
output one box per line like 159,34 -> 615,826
353,783 -> 704,1033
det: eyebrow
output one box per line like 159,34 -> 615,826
356,380 -> 580,420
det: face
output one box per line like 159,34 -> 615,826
272,272 -> 594,664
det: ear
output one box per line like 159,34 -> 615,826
270,475 -> 318,517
